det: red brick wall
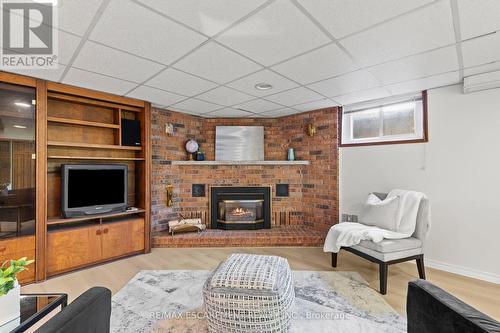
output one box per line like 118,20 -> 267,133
151,107 -> 339,234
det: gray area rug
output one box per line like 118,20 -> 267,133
111,270 -> 406,333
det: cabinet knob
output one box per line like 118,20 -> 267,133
103,228 -> 109,234
96,230 -> 102,235
0,246 -> 6,252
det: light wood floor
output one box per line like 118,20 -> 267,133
22,247 -> 500,320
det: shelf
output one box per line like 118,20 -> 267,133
48,92 -> 142,112
48,155 -> 145,161
48,141 -> 142,151
47,209 -> 146,226
171,160 -> 310,166
48,116 -> 120,129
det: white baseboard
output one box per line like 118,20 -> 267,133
425,258 -> 500,285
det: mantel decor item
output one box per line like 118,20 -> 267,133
307,123 -> 317,137
0,258 -> 34,327
287,148 -> 295,161
185,139 -> 199,161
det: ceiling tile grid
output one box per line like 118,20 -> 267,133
216,0 -> 331,66
4,0 -> 500,116
89,0 -> 207,65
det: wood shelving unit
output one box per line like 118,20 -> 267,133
47,116 -> 120,129
47,141 -> 143,150
0,71 -> 152,284
48,155 -> 145,161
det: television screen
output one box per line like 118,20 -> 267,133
61,164 -> 127,217
67,169 -> 125,208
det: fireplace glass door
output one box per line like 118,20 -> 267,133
218,199 -> 264,224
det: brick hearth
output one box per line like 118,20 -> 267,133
150,107 -> 339,247
153,226 -> 325,248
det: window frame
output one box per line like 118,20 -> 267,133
338,90 -> 428,147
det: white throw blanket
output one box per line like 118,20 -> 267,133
324,190 -> 426,253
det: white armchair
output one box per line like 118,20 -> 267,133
332,192 -> 431,294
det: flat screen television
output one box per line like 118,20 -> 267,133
61,164 -> 128,218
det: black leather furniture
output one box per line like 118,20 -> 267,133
407,280 -> 500,333
35,287 -> 111,333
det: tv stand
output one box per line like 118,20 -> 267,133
47,209 -> 146,226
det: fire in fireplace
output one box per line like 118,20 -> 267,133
218,199 -> 264,224
210,187 -> 271,230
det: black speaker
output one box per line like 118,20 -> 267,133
192,184 -> 205,197
121,119 -> 141,146
276,184 -> 289,197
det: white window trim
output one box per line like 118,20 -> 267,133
340,92 -> 427,146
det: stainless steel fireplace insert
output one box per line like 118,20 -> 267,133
210,187 -> 271,230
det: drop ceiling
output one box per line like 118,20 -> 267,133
2,0 -> 500,117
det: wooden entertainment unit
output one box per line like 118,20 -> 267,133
0,71 -> 151,283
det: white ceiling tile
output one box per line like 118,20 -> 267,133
234,99 -> 283,113
63,68 -> 137,95
145,68 -> 217,96
272,44 -> 359,84
207,108 -> 252,117
73,41 -> 164,83
463,61 -> 500,77
173,42 -> 261,83
368,46 -> 459,84
196,86 -> 254,105
7,65 -> 67,83
264,87 -> 324,106
227,69 -> 298,96
386,71 -> 460,95
340,1 -> 455,66
127,86 -> 186,106
170,98 -> 222,113
258,108 -> 299,118
292,99 -> 339,112
57,31 -> 81,65
297,0 -> 433,39
461,32 -> 500,68
333,87 -> 390,105
307,70 -> 380,97
135,0 -> 267,36
57,0 -> 103,36
457,0 -> 500,40
90,0 -> 206,64
216,0 -> 330,66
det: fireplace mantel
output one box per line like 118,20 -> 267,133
171,160 -> 310,166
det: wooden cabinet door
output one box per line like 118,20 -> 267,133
47,225 -> 102,276
101,218 -> 144,260
0,236 -> 36,284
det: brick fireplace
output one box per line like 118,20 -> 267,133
151,107 -> 339,247
210,186 -> 271,230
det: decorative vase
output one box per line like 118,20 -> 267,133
0,282 -> 20,327
287,148 -> 295,161
196,151 -> 205,161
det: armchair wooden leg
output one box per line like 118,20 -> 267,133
331,252 -> 338,268
379,263 -> 388,295
416,255 -> 426,279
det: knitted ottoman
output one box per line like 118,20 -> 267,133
203,253 -> 295,333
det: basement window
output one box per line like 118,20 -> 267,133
339,91 -> 428,146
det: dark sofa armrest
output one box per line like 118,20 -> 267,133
407,280 -> 500,333
35,287 -> 111,333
